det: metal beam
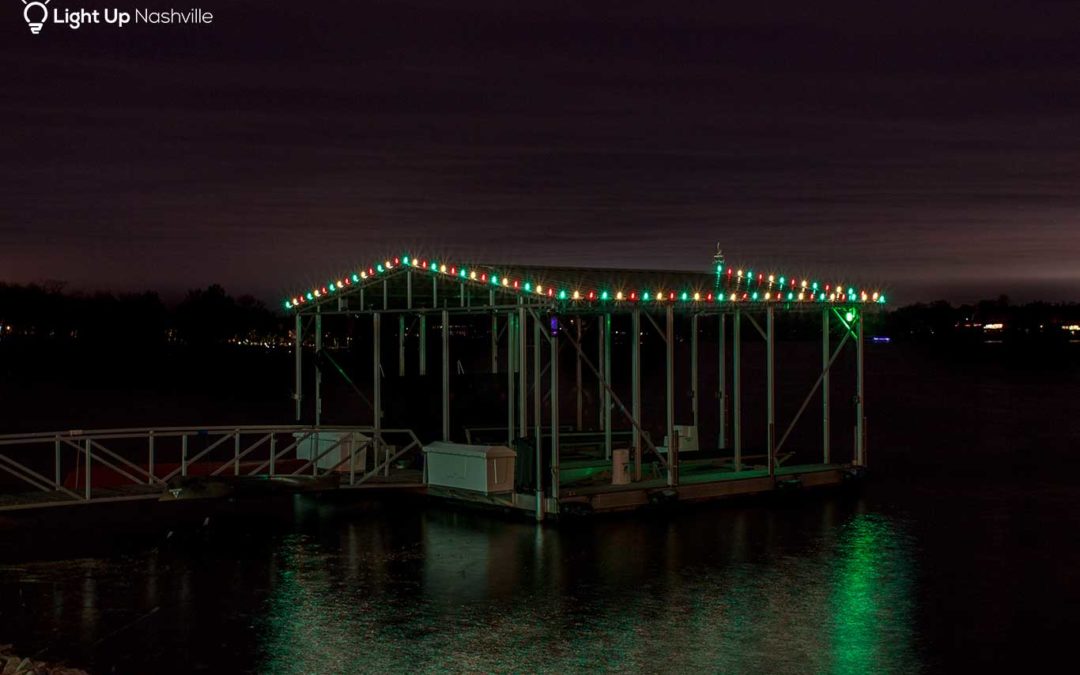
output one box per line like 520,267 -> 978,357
691,313 -> 699,438
519,304 -> 528,438
419,315 -> 427,376
398,315 -> 406,377
576,319 -> 583,431
507,312 -> 516,444
491,314 -> 499,374
597,317 -> 604,431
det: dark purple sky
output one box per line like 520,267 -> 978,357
3,0 -> 1080,305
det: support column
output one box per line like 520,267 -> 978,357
519,305 -> 528,438
314,310 -> 322,427
533,316 -> 543,522
442,309 -> 450,442
575,319 -> 583,431
733,309 -> 742,471
550,318 -> 560,502
822,308 -> 831,464
419,315 -> 427,376
856,309 -> 866,466
507,313 -> 516,444
398,315 -> 406,377
665,305 -> 677,486
766,305 -> 776,478
718,313 -> 727,449
294,313 -> 302,422
632,309 -> 642,481
603,313 -> 612,460
373,313 -> 382,465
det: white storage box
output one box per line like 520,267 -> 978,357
295,431 -> 369,472
423,442 -> 516,494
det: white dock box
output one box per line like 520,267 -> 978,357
423,442 -> 516,494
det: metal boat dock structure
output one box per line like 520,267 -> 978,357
0,248 -> 886,518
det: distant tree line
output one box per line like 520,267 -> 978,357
0,282 -> 282,347
1,282 -> 1077,347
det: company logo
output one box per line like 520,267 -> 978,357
23,0 -> 49,34
19,1 -> 214,35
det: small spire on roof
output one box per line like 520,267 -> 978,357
713,242 -> 724,268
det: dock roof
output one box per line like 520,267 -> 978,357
284,252 -> 886,314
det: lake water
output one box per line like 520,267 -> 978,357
1,343 -> 1078,673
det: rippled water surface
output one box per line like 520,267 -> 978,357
1,346 -> 1079,673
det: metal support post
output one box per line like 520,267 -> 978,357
604,313 -> 612,459
294,313 -> 302,421
269,433 -> 276,476
734,309 -> 742,471
507,313 -> 516,444
442,309 -> 451,441
84,438 -> 91,500
398,315 -> 406,376
691,313 -> 699,439
597,319 -> 605,431
181,434 -> 188,477
491,314 -> 499,373
54,438 -> 61,488
314,310 -> 323,427
719,313 -> 727,449
419,314 -> 427,376
533,316 -> 543,522
766,305 -> 776,478
233,432 -> 240,476
576,319 -> 583,431
550,318 -> 560,502
519,305 -> 528,437
666,305 -> 677,486
856,309 -> 866,466
632,309 -> 642,481
374,313 -> 382,464
823,308 -> 831,464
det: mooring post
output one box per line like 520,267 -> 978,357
823,307 -> 831,464
374,313 -> 382,466
856,308 -> 866,466
666,305 -> 677,486
442,309 -> 450,442
294,312 -> 302,422
533,315 -> 543,522
604,313 -> 612,460
631,309 -> 642,481
550,317 -> 560,504
734,309 -> 742,471
767,305 -> 776,478
576,318 -> 583,431
719,313 -> 727,450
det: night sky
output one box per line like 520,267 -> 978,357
4,0 -> 1080,304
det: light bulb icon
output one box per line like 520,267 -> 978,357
23,0 -> 50,35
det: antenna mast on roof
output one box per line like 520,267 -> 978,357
713,243 -> 725,290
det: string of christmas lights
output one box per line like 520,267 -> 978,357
283,254 -> 886,310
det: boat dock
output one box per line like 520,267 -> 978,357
0,248 -> 884,518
